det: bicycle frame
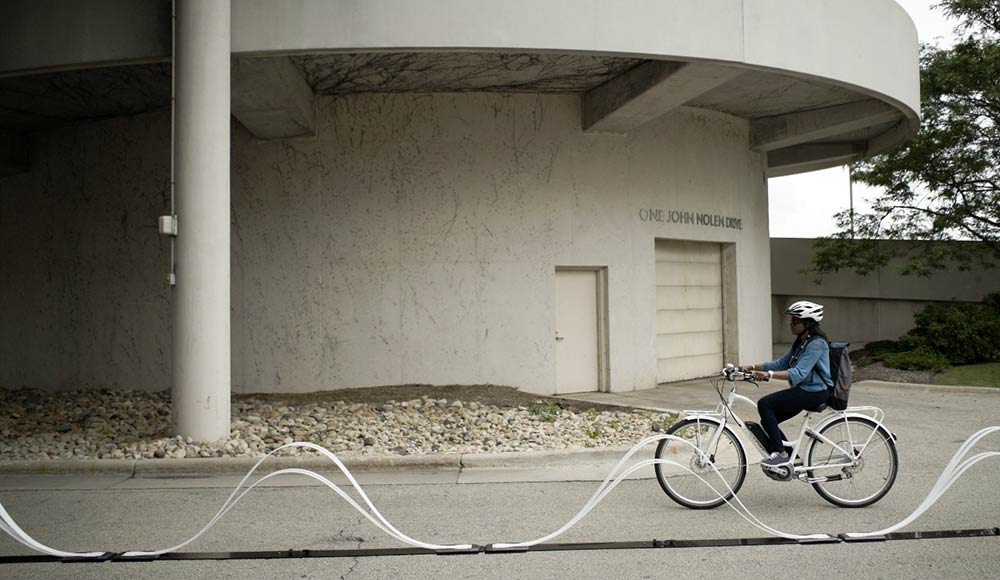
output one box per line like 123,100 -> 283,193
680,376 -> 893,483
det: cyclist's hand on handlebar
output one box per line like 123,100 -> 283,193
724,365 -> 757,382
751,371 -> 770,382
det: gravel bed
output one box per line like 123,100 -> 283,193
851,361 -> 938,385
0,388 -> 677,462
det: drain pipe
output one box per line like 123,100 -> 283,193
158,0 -> 177,282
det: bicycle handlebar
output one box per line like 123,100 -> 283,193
721,363 -> 756,382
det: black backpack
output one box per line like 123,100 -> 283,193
792,337 -> 852,411
827,342 -> 852,411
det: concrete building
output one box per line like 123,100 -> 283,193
0,0 -> 920,440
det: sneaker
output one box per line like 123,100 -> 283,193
762,453 -> 792,468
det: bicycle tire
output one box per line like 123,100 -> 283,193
654,418 -> 748,510
806,416 -> 898,508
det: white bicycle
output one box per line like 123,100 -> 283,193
655,365 -> 898,509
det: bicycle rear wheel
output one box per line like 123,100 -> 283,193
806,416 -> 898,508
654,418 -> 747,509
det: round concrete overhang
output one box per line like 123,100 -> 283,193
0,0 -> 919,177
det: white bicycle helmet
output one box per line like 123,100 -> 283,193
785,300 -> 824,322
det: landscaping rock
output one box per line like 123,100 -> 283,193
0,387 -> 676,461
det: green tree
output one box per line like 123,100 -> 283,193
811,0 -> 1000,279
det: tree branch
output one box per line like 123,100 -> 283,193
886,204 -> 999,243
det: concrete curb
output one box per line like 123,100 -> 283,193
857,379 -> 1000,395
0,446 -> 640,477
0,458 -> 137,477
553,397 -> 679,414
458,446 -> 632,469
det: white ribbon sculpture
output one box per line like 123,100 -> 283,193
1,427 -> 997,558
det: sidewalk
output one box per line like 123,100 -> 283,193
556,376 -> 786,412
0,441 -> 661,492
557,377 -> 1000,412
0,445 -> 649,489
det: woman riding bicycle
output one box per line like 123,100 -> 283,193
741,301 -> 832,469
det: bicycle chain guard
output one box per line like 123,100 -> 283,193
761,463 -> 794,482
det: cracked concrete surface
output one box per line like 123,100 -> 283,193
290,52 -> 643,95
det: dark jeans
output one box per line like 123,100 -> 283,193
757,387 -> 829,454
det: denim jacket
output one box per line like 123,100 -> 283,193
763,337 -> 832,392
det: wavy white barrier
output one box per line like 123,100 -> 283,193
1,427 -> 998,558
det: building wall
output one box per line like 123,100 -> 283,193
0,113 -> 173,391
1,93 -> 773,394
770,238 -> 1000,348
770,295 -> 932,349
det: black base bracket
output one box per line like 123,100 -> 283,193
3,527 -> 997,565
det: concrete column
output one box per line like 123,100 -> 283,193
172,0 -> 231,442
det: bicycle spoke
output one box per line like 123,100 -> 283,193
807,417 -> 898,507
655,419 -> 748,509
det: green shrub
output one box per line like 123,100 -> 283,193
866,294 -> 1000,370
906,301 -> 1000,365
896,334 -> 926,350
529,401 -> 561,422
862,340 -> 907,361
883,348 -> 951,371
983,292 -> 1000,314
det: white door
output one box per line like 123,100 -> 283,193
655,240 -> 723,383
555,269 -> 599,394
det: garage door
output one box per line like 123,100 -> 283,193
655,240 -> 723,383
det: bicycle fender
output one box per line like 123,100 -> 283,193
814,411 -> 893,439
680,411 -> 726,422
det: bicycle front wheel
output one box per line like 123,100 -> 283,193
654,418 -> 747,509
806,416 -> 898,508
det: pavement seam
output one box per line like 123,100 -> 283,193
0,447 -> 632,477
337,513 -> 367,580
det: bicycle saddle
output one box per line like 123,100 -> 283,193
806,402 -> 828,413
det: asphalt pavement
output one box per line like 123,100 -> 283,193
1,380 -> 999,579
